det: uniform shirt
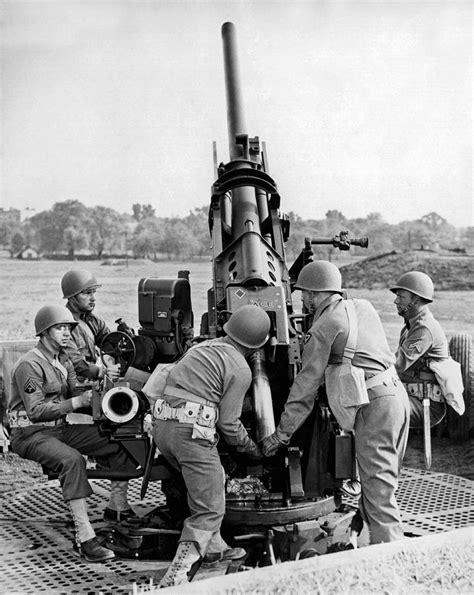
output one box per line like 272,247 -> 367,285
165,337 -> 252,448
65,302 -> 111,379
9,339 -> 78,422
278,295 -> 395,437
395,306 -> 449,382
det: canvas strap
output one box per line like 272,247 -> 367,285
342,300 -> 358,363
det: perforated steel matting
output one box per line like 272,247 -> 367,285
1,469 -> 473,594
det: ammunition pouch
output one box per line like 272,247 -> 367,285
153,398 -> 219,444
8,410 -> 62,429
404,382 -> 443,402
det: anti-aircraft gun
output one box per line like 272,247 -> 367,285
97,22 -> 368,563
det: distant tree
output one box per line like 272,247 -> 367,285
287,211 -> 303,224
160,220 -> 199,259
420,212 -> 447,230
132,203 -> 156,222
132,218 -> 165,259
182,207 -> 210,257
459,227 -> 474,252
325,209 -> 346,223
284,220 -> 322,262
88,206 -> 124,258
0,221 -> 13,248
11,231 -> 24,256
30,200 -> 88,256
63,225 -> 88,258
392,220 -> 434,251
341,213 -> 390,254
132,204 -> 142,222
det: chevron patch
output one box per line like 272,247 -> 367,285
23,378 -> 37,394
407,340 -> 423,353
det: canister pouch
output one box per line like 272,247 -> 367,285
192,423 -> 217,443
196,405 -> 218,428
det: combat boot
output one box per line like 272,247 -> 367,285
340,479 -> 361,498
159,540 -> 201,588
73,536 -> 115,562
203,546 -> 247,563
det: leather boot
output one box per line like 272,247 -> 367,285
159,541 -> 201,588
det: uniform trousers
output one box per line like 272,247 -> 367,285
10,423 -> 135,501
153,419 -> 226,557
354,379 -> 410,544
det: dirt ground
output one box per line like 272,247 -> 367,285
402,432 -> 474,480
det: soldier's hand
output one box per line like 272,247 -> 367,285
105,363 -> 121,381
74,390 -> 92,409
261,430 -> 289,457
245,440 -> 264,462
236,439 -> 263,462
182,326 -> 194,342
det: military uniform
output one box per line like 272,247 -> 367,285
9,340 -> 134,502
152,337 -> 255,557
276,295 -> 410,544
65,302 -> 111,381
395,305 -> 448,427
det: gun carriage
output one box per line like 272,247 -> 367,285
90,22 -> 369,564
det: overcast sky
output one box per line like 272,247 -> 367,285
1,1 -> 472,228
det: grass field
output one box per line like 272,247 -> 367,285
1,257 -> 474,350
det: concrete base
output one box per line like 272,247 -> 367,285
169,526 -> 474,593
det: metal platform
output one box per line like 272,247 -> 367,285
1,469 -> 473,594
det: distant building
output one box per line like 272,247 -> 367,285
16,245 -> 40,260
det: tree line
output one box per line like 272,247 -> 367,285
0,200 -> 472,261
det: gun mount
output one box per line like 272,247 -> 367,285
98,22 -> 368,563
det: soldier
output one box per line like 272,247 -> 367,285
8,306 -> 137,561
61,269 -> 121,384
262,261 -> 410,545
391,271 -> 464,429
153,305 -> 270,588
61,269 -> 134,523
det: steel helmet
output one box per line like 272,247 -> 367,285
34,305 -> 78,336
223,305 -> 271,348
295,261 -> 343,293
390,271 -> 434,302
61,269 -> 101,299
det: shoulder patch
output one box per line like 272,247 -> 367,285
407,339 -> 423,353
23,378 -> 37,394
304,333 -> 312,344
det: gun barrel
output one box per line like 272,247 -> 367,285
222,22 -> 247,160
221,22 -> 262,243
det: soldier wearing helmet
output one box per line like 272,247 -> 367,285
7,306 -> 136,562
61,269 -> 121,384
391,271 -> 450,428
262,261 -> 410,546
153,304 -> 270,588
61,269 -> 137,524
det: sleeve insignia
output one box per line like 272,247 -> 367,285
23,378 -> 37,394
304,333 -> 312,344
407,340 -> 423,353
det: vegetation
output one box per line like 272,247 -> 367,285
0,201 -> 473,261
